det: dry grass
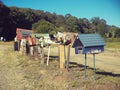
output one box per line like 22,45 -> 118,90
0,42 -> 120,90
0,43 -> 68,90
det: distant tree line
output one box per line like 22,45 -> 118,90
0,2 -> 120,41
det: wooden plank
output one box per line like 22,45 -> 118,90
66,45 -> 70,70
40,47 -> 44,64
59,45 -> 65,69
33,46 -> 38,60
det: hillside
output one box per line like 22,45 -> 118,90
0,2 -> 120,41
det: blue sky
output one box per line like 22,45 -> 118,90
2,0 -> 120,27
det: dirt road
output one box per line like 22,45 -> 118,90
70,48 -> 120,74
45,46 -> 120,74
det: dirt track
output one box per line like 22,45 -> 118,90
45,46 -> 120,74
70,48 -> 120,74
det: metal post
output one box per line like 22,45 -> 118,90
93,53 -> 96,80
85,54 -> 87,77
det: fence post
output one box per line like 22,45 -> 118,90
66,45 -> 70,70
41,47 -> 44,64
47,45 -> 51,66
59,45 -> 65,69
93,53 -> 96,80
84,54 -> 87,77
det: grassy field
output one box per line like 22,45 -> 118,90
105,41 -> 120,48
0,41 -> 120,90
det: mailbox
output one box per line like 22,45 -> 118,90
16,28 -> 33,40
72,33 -> 105,80
72,34 -> 105,54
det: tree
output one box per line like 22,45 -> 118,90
55,15 -> 65,27
77,18 -> 91,33
0,3 -> 120,41
90,17 -> 107,37
65,16 -> 78,32
108,25 -> 119,38
116,28 -> 120,38
32,19 -> 57,34
0,2 -> 11,39
65,13 -> 71,19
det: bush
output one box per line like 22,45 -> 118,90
105,38 -> 120,42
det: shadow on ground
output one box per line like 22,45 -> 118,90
69,61 -> 120,77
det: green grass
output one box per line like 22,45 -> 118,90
105,38 -> 120,42
0,41 -> 14,45
105,41 -> 120,48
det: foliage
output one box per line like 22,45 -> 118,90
0,2 -> 120,41
105,38 -> 120,42
32,19 -> 57,34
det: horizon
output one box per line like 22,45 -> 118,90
2,0 -> 120,28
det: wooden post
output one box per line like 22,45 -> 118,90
29,46 -> 34,56
26,42 -> 30,55
84,54 -> 87,77
47,45 -> 51,66
93,53 -> 96,80
59,45 -> 65,69
14,41 -> 19,51
66,45 -> 70,70
33,46 -> 38,60
41,47 -> 44,64
64,45 -> 66,64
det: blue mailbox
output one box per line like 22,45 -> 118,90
72,33 -> 105,80
72,34 -> 105,54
